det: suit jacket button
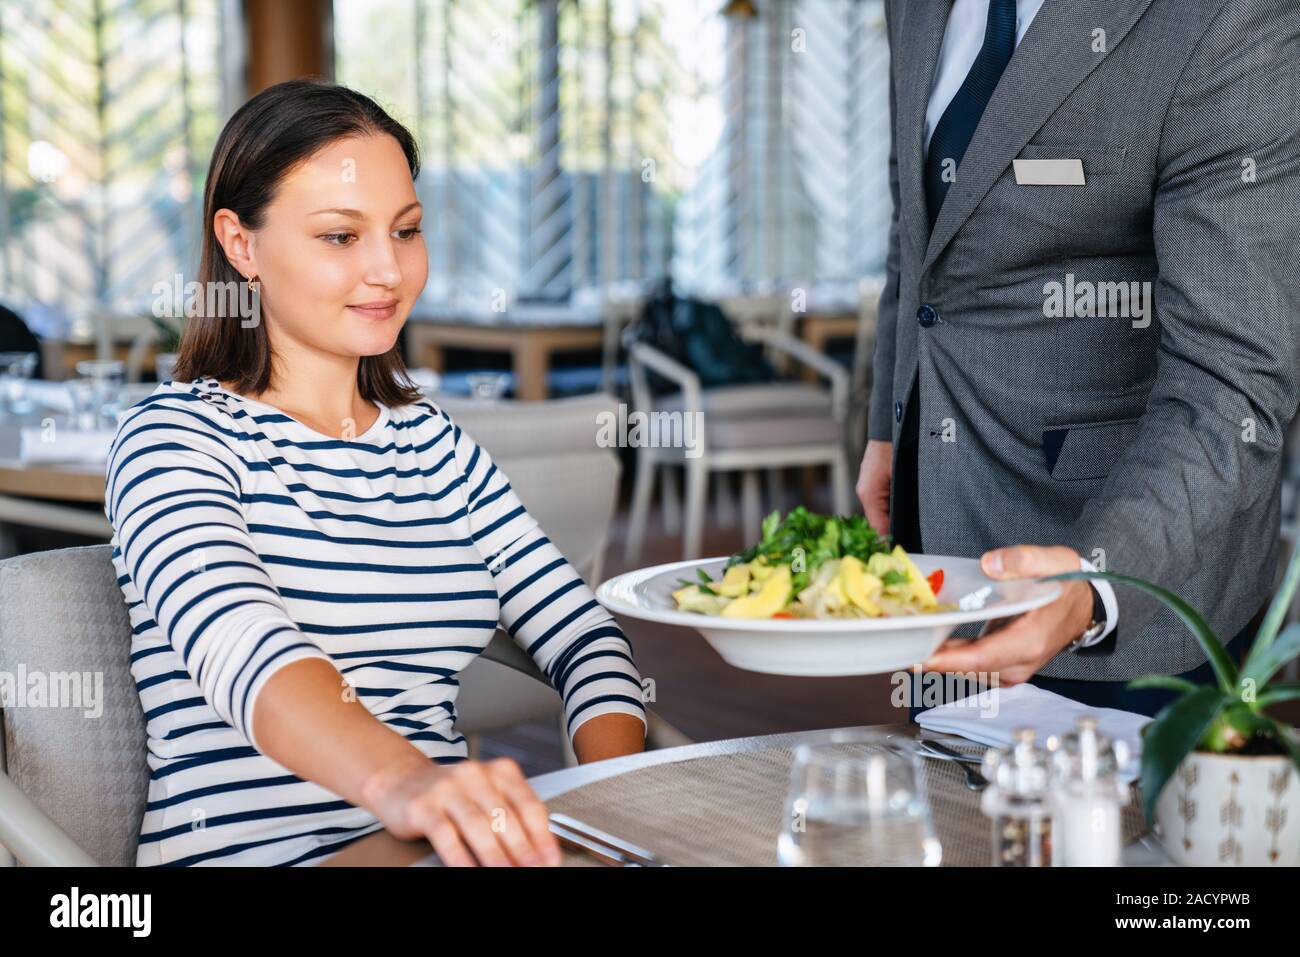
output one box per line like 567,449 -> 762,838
895,400 -> 903,423
917,304 -> 939,328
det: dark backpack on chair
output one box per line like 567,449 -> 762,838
625,280 -> 775,395
0,303 -> 44,379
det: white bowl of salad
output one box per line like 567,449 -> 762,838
595,509 -> 1061,676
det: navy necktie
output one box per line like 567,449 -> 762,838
924,0 -> 1017,232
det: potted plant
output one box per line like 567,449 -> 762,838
1056,544 -> 1300,866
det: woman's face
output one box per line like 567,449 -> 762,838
232,133 -> 428,362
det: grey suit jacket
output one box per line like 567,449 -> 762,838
871,0 -> 1300,678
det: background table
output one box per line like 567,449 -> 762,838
405,314 -> 604,402
0,392 -> 147,553
0,412 -> 104,504
322,724 -> 1152,867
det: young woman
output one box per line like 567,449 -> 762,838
105,80 -> 647,867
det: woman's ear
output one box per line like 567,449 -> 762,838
213,208 -> 257,280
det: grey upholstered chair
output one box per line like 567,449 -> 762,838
0,392 -> 687,866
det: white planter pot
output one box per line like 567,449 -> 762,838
1153,750 -> 1300,866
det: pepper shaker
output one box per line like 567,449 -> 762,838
980,727 -> 1054,866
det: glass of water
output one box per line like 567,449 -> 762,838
0,351 -> 39,415
65,378 -> 101,431
74,358 -> 126,427
778,730 -> 942,867
466,371 -> 510,401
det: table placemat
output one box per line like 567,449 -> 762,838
547,742 -> 1147,866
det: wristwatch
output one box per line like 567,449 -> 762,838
1067,583 -> 1108,652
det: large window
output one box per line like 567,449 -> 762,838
0,0 -> 230,337
335,0 -> 892,306
0,0 -> 893,331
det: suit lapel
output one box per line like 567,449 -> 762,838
921,0 -> 1156,274
895,0 -> 954,269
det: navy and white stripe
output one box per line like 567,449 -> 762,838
106,377 -> 646,866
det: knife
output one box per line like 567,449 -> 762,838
549,820 -> 641,866
549,812 -> 665,867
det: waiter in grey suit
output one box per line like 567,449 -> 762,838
857,0 -> 1300,714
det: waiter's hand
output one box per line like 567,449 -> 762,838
921,545 -> 1093,685
856,440 -> 893,534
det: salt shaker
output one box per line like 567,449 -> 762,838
1049,717 -> 1131,867
980,727 -> 1054,866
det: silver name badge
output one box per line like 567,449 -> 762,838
1012,158 -> 1086,186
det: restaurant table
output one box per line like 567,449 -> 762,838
794,309 -> 875,385
799,311 -> 862,355
0,389 -> 155,551
405,313 -> 604,402
0,413 -> 105,503
41,339 -> 162,383
321,724 -> 1156,867
0,386 -> 158,504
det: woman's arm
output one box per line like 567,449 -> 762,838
446,414 -> 649,759
109,401 -> 561,867
572,712 -> 647,763
253,657 -> 560,867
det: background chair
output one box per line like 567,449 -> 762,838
623,321 -> 853,562
0,392 -> 687,866
847,278 -> 883,471
599,284 -> 647,396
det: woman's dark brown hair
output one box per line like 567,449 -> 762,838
173,79 -> 425,408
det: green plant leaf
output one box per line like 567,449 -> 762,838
1127,674 -> 1198,694
1049,570 -> 1237,695
1246,538 -> 1300,662
1256,683 -> 1300,710
148,313 -> 183,354
1242,623 -> 1300,691
1137,685 -> 1228,825
1256,716 -> 1300,776
1203,701 -> 1272,751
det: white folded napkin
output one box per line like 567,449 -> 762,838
16,379 -> 74,413
916,683 -> 1150,782
19,426 -> 116,463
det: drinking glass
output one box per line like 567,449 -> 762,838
65,378 -> 101,431
74,358 -> 126,427
0,351 -> 39,415
778,730 -> 942,867
466,371 -> 510,401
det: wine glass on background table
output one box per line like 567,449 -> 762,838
74,358 -> 126,428
778,730 -> 942,867
466,371 -> 510,402
0,351 -> 38,416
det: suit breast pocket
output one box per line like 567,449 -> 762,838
1016,143 -> 1126,179
1009,143 -> 1131,241
1043,417 -> 1141,481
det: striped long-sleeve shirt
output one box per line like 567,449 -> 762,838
105,376 -> 646,866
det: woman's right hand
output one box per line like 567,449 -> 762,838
361,755 -> 563,866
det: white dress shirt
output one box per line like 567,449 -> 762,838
925,0 -> 1047,151
924,0 -> 1118,646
